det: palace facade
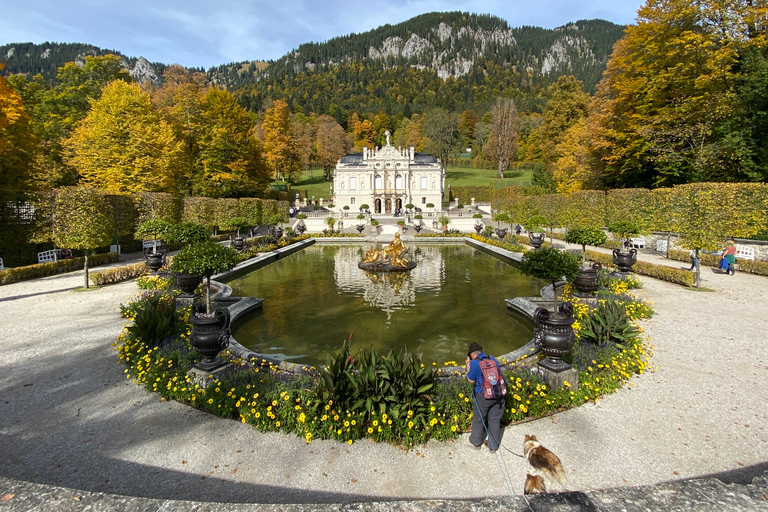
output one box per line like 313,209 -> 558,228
332,136 -> 445,214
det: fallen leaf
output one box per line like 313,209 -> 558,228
182,461 -> 187,464
351,479 -> 358,483
1,494 -> 14,501
230,469 -> 237,474
73,497 -> 81,501
673,471 -> 679,475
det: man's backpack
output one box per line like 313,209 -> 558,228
479,355 -> 507,400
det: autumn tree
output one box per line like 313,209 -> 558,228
291,113 -> 315,175
315,115 -> 351,181
589,0 -> 763,187
193,89 -> 270,197
552,119 -> 601,192
0,63 -> 36,190
63,81 -> 184,194
422,107 -> 458,166
458,109 -> 479,152
262,99 -> 301,182
372,110 -> 392,147
349,114 -> 375,151
484,98 -> 519,178
536,76 -> 591,167
18,55 -> 131,189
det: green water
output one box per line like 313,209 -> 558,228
228,244 -> 545,366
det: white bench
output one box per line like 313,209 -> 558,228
142,240 -> 163,250
37,249 -> 62,264
735,244 -> 755,260
630,236 -> 645,249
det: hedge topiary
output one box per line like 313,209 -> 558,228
565,227 -> 608,264
169,241 -> 240,313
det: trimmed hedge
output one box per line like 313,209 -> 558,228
668,249 -> 768,277
585,250 -> 695,287
89,261 -> 150,286
0,252 -> 119,285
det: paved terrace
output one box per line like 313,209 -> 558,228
0,240 -> 767,510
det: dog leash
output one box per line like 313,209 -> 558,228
472,389 -> 534,512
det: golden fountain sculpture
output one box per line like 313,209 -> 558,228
359,233 -> 416,271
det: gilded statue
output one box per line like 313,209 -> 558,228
360,233 -> 415,271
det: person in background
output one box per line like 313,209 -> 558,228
688,249 -> 698,271
723,241 -> 737,276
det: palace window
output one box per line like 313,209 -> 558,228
349,177 -> 356,190
395,174 -> 403,189
422,197 -> 426,204
421,177 -> 427,189
350,197 -> 355,204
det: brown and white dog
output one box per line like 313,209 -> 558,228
524,434 -> 566,488
524,473 -> 546,495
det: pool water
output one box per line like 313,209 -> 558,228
227,243 -> 545,366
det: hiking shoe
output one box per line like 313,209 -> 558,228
484,439 -> 496,453
469,440 -> 481,450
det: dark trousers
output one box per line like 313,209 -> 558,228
469,392 -> 505,450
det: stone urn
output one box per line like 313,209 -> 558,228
189,302 -> 231,371
356,224 -> 365,233
143,247 -> 167,272
232,237 -> 245,251
612,248 -> 638,273
295,222 -> 307,234
533,303 -> 576,372
269,226 -> 284,238
572,262 -> 602,296
174,273 -> 202,295
474,223 -> 483,235
413,224 -> 423,233
529,233 -> 545,249
495,227 -> 508,239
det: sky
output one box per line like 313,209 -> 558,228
0,0 -> 643,69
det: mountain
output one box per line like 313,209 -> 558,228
0,41 -> 168,85
1,12 -> 626,116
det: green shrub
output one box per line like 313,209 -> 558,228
0,252 -> 119,285
90,261 -> 149,286
578,299 -> 640,349
165,222 -> 209,244
124,293 -> 180,346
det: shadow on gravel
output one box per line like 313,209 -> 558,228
0,287 -> 80,302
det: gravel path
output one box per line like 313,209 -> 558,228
0,247 -> 766,504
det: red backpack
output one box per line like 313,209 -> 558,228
479,355 -> 507,400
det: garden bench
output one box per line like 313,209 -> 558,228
37,249 -> 62,264
630,236 -> 645,249
735,244 -> 755,260
142,240 -> 163,250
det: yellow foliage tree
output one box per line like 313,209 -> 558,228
63,81 -> 184,194
262,99 -> 301,182
0,63 -> 36,190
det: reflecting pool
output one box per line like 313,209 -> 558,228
228,244 -> 545,366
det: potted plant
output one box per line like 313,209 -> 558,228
268,213 -> 285,238
226,216 -> 250,251
137,219 -> 171,272
564,227 -> 607,295
360,204 -> 370,212
473,213 -> 484,234
170,241 -> 240,371
493,213 -> 510,239
438,215 -> 450,232
608,221 -> 640,272
343,205 -> 350,217
295,213 -> 307,234
326,216 -> 337,232
525,215 -> 547,249
370,219 -> 380,233
518,247 -> 580,372
397,220 -> 406,232
413,214 -> 424,233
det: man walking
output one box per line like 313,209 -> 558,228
465,342 -> 506,453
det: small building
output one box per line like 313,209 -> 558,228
332,132 -> 445,214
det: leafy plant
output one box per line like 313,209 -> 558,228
577,299 -> 640,349
137,219 -> 171,253
357,214 -> 366,220
370,219 -> 380,226
473,213 -> 483,219
524,214 -> 546,233
164,222 -> 209,244
565,227 -> 608,264
438,215 -> 451,228
169,241 -> 240,313
315,338 -> 357,409
608,221 -> 639,248
226,216 -> 251,237
124,293 -> 179,346
326,217 -> 337,230
268,213 -> 286,226
483,225 -> 494,237
518,247 -> 580,310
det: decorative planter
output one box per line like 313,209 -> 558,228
474,223 -> 483,234
413,224 -> 423,233
356,224 -> 365,233
612,248 -> 638,273
533,303 -> 576,372
295,222 -> 307,234
269,226 -> 284,238
189,302 -> 231,371
529,233 -> 545,249
572,262 -> 602,295
143,247 -> 167,272
232,237 -> 245,251
175,273 -> 202,295
495,227 -> 508,239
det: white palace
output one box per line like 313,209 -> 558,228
332,132 -> 445,214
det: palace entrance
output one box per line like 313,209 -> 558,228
385,198 -> 392,214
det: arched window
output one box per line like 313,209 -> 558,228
374,175 -> 382,190
395,174 -> 403,189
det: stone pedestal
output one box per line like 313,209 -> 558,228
175,293 -> 201,310
537,365 -> 579,392
188,364 -> 231,390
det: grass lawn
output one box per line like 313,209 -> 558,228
277,165 -> 534,200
